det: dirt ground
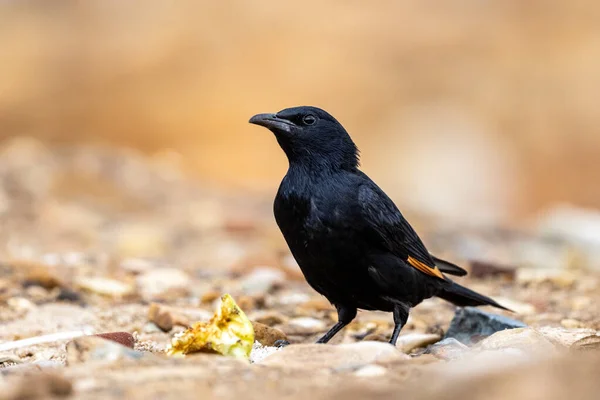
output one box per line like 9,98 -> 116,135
0,140 -> 599,399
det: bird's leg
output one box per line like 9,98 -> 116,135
316,305 -> 357,344
389,305 -> 409,346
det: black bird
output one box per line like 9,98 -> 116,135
249,106 -> 508,345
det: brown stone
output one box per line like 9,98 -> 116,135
252,321 -> 288,346
148,303 -> 174,332
94,332 -> 136,348
469,260 -> 516,280
200,290 -> 221,304
22,267 -> 63,290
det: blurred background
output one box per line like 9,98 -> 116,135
2,0 -> 600,224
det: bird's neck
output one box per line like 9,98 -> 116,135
286,157 -> 356,180
275,134 -> 359,176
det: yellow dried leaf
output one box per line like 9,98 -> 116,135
167,294 -> 254,360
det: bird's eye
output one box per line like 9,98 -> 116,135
302,115 -> 317,126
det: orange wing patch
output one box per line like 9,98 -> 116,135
407,256 -> 445,279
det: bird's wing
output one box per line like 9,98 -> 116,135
431,256 -> 467,276
357,182 -> 446,280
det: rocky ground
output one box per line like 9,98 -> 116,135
1,138 -> 599,400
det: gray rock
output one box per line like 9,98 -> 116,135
66,337 -> 147,365
444,307 -> 526,345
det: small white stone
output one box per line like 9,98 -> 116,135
136,268 -> 190,297
75,277 -> 134,298
395,333 -> 441,353
278,292 -> 311,305
289,317 -> 326,330
240,267 -> 285,295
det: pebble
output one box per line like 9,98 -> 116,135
200,290 -> 221,304
7,297 -> 36,312
288,317 -> 326,331
236,295 -> 265,311
277,292 -> 312,305
249,310 -> 288,326
251,321 -> 288,346
94,332 -> 136,348
395,333 -> 441,353
75,276 -> 134,298
444,307 -> 526,345
119,258 -> 156,274
148,303 -> 174,332
560,318 -> 585,329
136,268 -> 190,298
239,267 -> 285,295
22,267 -> 63,290
469,260 -> 516,280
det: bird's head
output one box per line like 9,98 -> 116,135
249,106 -> 359,171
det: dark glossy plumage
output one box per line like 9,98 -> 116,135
249,106 -> 508,345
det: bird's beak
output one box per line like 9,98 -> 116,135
249,113 -> 294,133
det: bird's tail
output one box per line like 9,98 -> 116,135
436,281 -> 511,311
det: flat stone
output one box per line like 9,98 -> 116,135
445,307 -> 526,345
75,276 -> 134,298
474,327 -> 556,353
395,333 -> 441,353
66,336 -> 147,365
259,341 -> 409,370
